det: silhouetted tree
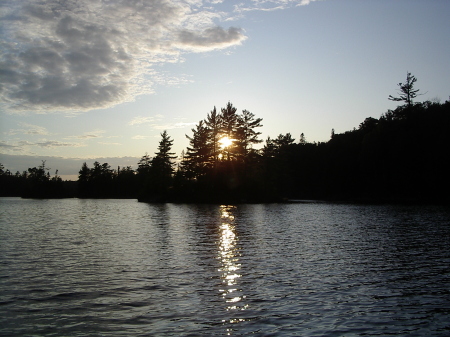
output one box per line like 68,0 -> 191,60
139,130 -> 176,200
184,120 -> 212,178
116,166 -> 137,198
17,161 -> 69,198
359,117 -> 378,131
153,130 -> 177,175
235,109 -> 263,160
299,133 -> 307,145
389,72 -> 422,107
78,162 -> 91,197
261,133 -> 297,199
0,163 -> 24,196
137,152 -> 152,181
274,133 -> 295,148
220,102 -> 239,161
204,106 -> 222,166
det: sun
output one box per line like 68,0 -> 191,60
219,136 -> 233,149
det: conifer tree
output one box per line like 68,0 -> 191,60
153,130 -> 177,177
236,109 -> 263,159
148,131 -> 177,196
137,152 -> 152,176
388,72 -> 422,107
204,106 -> 222,166
220,102 -> 239,161
184,121 -> 212,178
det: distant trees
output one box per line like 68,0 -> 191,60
76,131 -> 177,200
78,161 -> 115,197
3,93 -> 449,204
69,97 -> 449,204
77,161 -> 140,198
0,163 -> 24,196
0,160 -> 70,198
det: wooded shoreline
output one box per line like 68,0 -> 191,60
2,99 -> 449,205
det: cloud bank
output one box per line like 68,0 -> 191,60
0,0 -> 318,113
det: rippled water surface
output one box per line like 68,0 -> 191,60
1,198 -> 449,336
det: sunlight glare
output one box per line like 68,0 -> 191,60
219,136 -> 234,149
217,205 -> 247,315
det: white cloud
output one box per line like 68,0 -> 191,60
177,26 -> 246,51
0,141 -> 20,151
128,115 -> 164,126
0,0 -> 247,113
0,0 -> 320,114
153,122 -> 197,130
0,139 -> 83,154
74,129 -> 106,139
35,140 -> 80,148
234,0 -> 321,12
98,142 -> 122,146
298,0 -> 321,6
6,123 -> 49,136
131,135 -> 151,140
128,113 -> 204,130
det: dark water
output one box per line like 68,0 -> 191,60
1,198 -> 449,336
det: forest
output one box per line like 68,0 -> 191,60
1,74 -> 449,204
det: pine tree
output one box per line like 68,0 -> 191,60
150,130 -> 177,195
236,109 -> 263,159
137,152 -> 152,176
184,121 -> 212,178
389,72 -> 422,107
155,131 -> 177,166
204,106 -> 222,166
220,102 -> 239,161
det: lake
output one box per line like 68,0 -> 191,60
1,198 -> 449,336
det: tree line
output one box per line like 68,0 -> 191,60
1,73 -> 449,203
0,160 -> 75,198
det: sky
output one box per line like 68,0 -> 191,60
1,0 -> 449,180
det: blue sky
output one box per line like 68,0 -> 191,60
1,0 -> 449,180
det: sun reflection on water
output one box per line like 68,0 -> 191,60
218,205 -> 248,334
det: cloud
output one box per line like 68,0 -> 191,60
98,142 -> 122,146
131,135 -> 151,140
298,0 -> 322,6
0,140 -> 37,153
35,140 -> 79,148
0,141 -> 19,150
75,129 -> 106,139
177,26 -> 246,51
0,139 -> 83,153
128,115 -> 164,126
77,134 -> 101,139
0,0 -> 320,113
153,122 -> 197,130
0,0 -> 247,113
6,123 -> 49,136
234,0 -> 321,12
129,113 -> 196,130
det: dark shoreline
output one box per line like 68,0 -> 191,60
3,194 -> 446,206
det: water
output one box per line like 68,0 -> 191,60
1,198 -> 449,336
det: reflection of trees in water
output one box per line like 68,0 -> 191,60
218,205 -> 248,333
